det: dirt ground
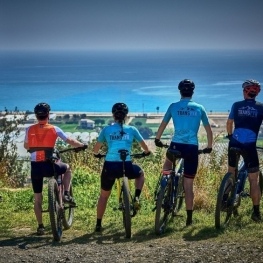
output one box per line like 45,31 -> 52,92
0,229 -> 263,263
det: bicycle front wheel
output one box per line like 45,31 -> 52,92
173,175 -> 184,215
155,183 -> 172,235
122,177 -> 132,238
62,184 -> 74,230
48,179 -> 63,241
215,172 -> 235,229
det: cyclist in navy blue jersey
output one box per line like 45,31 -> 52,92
227,79 -> 263,222
155,79 -> 213,226
93,102 -> 151,232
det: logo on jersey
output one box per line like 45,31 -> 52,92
238,106 -> 258,117
177,107 -> 198,116
110,131 -> 129,140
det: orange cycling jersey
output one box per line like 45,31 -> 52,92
27,123 -> 58,161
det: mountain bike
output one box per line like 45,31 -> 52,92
97,149 -> 150,238
42,145 -> 87,241
215,146 -> 263,229
154,145 -> 206,235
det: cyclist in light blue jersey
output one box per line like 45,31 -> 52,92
93,102 -> 151,232
227,79 -> 263,222
155,79 -> 213,226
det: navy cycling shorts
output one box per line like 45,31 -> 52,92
31,161 -> 68,193
228,138 -> 259,173
168,142 -> 199,178
100,161 -> 143,191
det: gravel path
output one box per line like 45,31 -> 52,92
0,229 -> 262,263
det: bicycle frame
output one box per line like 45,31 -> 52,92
97,149 -> 149,238
215,146 -> 263,229
154,148 -> 184,235
42,146 -> 85,241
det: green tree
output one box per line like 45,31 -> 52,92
138,127 -> 153,139
0,111 -> 27,187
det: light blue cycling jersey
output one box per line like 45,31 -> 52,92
163,98 -> 210,145
97,122 -> 144,161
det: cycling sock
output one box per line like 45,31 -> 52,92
253,205 -> 260,214
186,210 -> 193,221
135,189 -> 141,199
38,223 -> 44,228
96,219 -> 102,227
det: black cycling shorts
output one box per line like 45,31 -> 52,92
100,161 -> 143,191
228,138 -> 259,173
31,161 -> 68,193
168,142 -> 198,178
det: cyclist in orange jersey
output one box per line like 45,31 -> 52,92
24,102 -> 86,235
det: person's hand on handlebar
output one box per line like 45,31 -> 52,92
142,151 -> 151,157
94,153 -> 104,159
74,144 -> 88,152
202,147 -> 212,154
154,138 -> 164,147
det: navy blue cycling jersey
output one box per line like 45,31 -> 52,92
229,99 -> 263,143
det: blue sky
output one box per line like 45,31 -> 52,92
1,0 -> 263,50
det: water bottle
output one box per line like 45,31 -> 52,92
161,170 -> 171,188
161,175 -> 169,188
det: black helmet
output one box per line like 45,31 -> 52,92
112,103 -> 129,115
34,102 -> 51,117
178,79 -> 195,91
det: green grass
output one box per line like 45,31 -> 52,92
1,146 -> 263,243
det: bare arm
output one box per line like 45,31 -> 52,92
139,140 -> 151,153
155,120 -> 168,140
204,124 -> 213,148
226,119 -> 234,135
93,141 -> 103,154
24,142 -> 29,150
65,137 -> 85,148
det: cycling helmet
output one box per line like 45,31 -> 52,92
34,102 -> 51,117
112,103 -> 129,115
178,79 -> 195,91
242,79 -> 261,98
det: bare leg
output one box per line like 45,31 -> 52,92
63,165 -> 71,192
34,193 -> 43,224
249,172 -> 261,206
134,172 -> 145,190
97,189 -> 111,220
184,177 -> 194,210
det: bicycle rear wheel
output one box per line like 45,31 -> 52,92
215,172 -> 235,229
259,171 -> 263,195
155,182 -> 172,235
62,184 -> 74,230
122,177 -> 132,238
48,179 -> 63,241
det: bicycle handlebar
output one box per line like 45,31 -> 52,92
59,144 -> 87,154
94,151 -> 151,159
48,144 -> 87,162
156,143 -> 210,154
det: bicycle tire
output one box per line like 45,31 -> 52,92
122,177 -> 132,238
62,184 -> 74,229
173,174 -> 184,216
155,183 -> 172,235
48,178 -> 63,241
215,172 -> 235,229
259,171 -> 263,195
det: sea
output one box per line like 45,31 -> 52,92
1,49 -> 263,114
